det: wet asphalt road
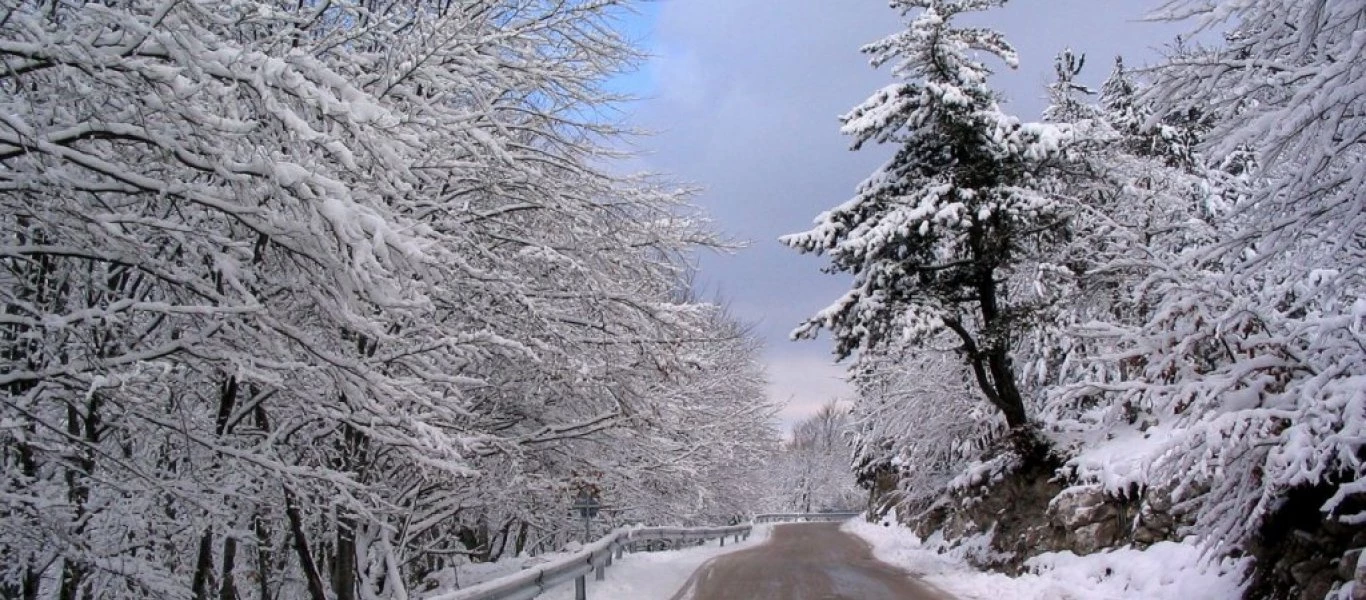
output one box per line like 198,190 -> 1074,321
668,522 -> 952,600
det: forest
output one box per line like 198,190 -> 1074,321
783,1 -> 1366,598
0,1 -> 781,598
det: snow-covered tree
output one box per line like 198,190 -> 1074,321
0,1 -> 777,598
771,401 -> 863,513
1066,0 -> 1366,548
781,0 -> 1076,440
849,344 -> 1001,514
1014,0 -> 1366,559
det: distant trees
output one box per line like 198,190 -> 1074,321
0,0 -> 775,598
781,0 -> 1077,441
769,401 -> 863,513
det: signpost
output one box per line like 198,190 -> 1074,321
571,488 -> 601,543
570,488 -> 602,599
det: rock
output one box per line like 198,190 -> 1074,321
1071,519 -> 1123,555
1133,525 -> 1164,546
1145,490 -> 1173,513
1355,550 -> 1366,600
1341,549 -> 1362,582
1300,569 -> 1336,600
1291,559 -> 1318,587
1049,487 -> 1116,530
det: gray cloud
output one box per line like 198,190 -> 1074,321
631,0 -> 1186,430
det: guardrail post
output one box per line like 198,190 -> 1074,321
575,575 -> 586,600
595,563 -> 605,581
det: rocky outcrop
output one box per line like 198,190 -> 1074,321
1353,549 -> 1366,600
890,455 -> 1366,599
901,462 -> 1181,573
1244,483 -> 1366,600
1045,486 -> 1130,555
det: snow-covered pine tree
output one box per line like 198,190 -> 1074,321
782,0 -> 1075,443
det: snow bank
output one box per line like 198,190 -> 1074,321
844,518 -> 1250,599
538,525 -> 772,600
427,554 -> 545,592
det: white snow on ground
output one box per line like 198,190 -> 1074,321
530,525 -> 773,600
431,526 -> 769,594
844,518 -> 1251,600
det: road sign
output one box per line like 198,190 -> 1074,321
572,488 -> 601,518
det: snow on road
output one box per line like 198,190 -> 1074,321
534,525 -> 774,600
843,518 -> 1250,600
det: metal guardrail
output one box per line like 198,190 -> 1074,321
431,524 -> 752,600
751,511 -> 863,523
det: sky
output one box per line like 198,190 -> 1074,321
615,1 -> 1187,431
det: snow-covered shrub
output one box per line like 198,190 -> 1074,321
1048,0 -> 1366,551
851,346 -> 1005,513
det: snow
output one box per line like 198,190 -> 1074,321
428,526 -> 773,600
844,518 -> 1250,600
534,525 -> 773,600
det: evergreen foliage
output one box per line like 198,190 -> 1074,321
782,0 -> 1077,431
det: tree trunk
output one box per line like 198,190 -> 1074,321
986,347 -> 1028,429
514,522 -> 528,556
330,421 -> 368,600
59,392 -> 99,600
492,519 -> 514,562
251,395 -> 276,600
967,227 -> 1030,432
253,514 -> 273,600
333,515 -> 357,600
192,530 -> 216,600
219,536 -> 239,600
215,376 -> 238,436
283,488 -> 328,600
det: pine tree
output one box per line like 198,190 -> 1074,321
782,0 -> 1075,440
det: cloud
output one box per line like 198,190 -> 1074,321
763,349 -> 854,432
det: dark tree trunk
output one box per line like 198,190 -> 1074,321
284,488 -> 328,600
215,376 -> 238,436
333,515 -> 357,600
253,514 -> 273,600
192,530 -> 216,600
492,519 -> 514,562
330,421 -> 369,600
59,392 -> 100,600
219,536 -> 239,600
985,348 -> 1028,429
961,224 -> 1031,432
251,394 -> 276,600
514,522 -> 528,556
